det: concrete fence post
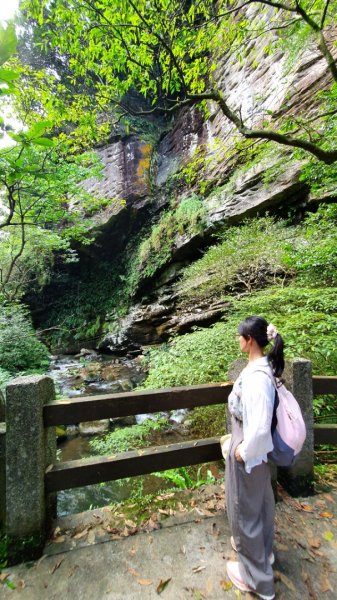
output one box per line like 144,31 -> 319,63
0,422 -> 5,530
279,358 -> 314,495
5,375 -> 56,561
1,389 -> 6,530
227,357 -> 314,496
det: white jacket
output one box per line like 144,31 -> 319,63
238,356 -> 275,473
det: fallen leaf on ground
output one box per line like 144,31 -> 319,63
274,570 -> 296,592
53,535 -> 66,544
73,527 -> 89,540
50,557 -> 64,574
0,573 -> 10,583
196,508 -> 214,517
105,526 -> 120,535
308,538 -> 321,549
300,504 -> 314,513
323,531 -> 334,541
320,576 -> 333,593
125,519 -> 137,528
156,578 -> 172,594
137,579 -> 153,586
122,526 -> 132,537
192,566 -> 206,573
276,543 -> 288,552
302,571 -> 318,600
129,546 -> 138,556
220,579 -> 233,591
142,517 -> 160,532
68,565 -> 79,577
128,568 -> 140,577
320,511 -> 333,519
52,526 -> 61,538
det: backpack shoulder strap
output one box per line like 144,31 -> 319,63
253,368 -> 279,432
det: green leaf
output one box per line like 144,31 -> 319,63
32,137 -> 55,147
28,120 -> 53,138
0,22 -> 17,66
0,67 -> 19,83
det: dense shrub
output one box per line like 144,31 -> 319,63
177,217 -> 295,304
0,303 -> 50,374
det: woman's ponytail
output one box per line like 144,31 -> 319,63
267,325 -> 284,378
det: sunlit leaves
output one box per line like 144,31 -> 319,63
0,22 -> 17,66
17,0 -> 337,161
0,141 -> 105,299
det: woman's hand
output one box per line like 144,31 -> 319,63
234,443 -> 244,462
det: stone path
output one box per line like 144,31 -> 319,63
1,483 -> 337,599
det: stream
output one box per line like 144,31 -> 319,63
47,352 -> 190,516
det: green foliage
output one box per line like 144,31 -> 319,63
141,285 -> 337,397
0,22 -> 18,106
0,303 -> 50,373
41,230 -> 144,349
89,417 -> 168,455
153,466 -> 216,490
0,367 -> 11,391
177,217 -> 295,303
141,320 -> 241,389
0,533 -> 9,569
177,147 -> 213,194
138,195 -> 207,279
20,0 -> 337,164
300,152 -> 337,197
286,204 -> 337,286
188,405 -> 227,438
0,141 -> 106,301
313,395 -> 337,422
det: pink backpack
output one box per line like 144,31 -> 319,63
259,371 -> 307,466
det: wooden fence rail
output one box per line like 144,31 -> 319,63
2,362 -> 337,563
43,376 -> 337,494
43,383 -> 232,426
46,437 -> 222,492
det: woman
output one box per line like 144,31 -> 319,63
225,316 -> 284,600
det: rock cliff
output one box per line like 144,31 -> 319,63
30,12 -> 337,354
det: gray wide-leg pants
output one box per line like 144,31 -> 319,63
225,415 -> 275,598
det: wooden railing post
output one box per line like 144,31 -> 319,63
5,375 -> 56,563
